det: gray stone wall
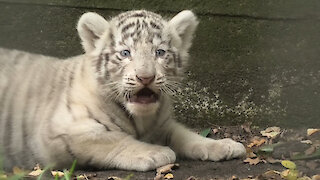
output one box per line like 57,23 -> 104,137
0,0 -> 319,127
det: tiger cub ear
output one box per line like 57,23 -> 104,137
169,10 -> 198,52
77,12 -> 109,54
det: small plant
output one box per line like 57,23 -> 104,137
281,160 -> 299,180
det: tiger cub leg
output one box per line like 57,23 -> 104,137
63,121 -> 176,171
163,121 -> 246,161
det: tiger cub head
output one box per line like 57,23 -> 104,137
77,10 -> 198,116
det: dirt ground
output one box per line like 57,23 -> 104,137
71,126 -> 320,180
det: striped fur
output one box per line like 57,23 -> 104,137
0,10 -> 246,171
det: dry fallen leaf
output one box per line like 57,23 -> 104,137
305,145 -> 316,155
12,166 -> 25,175
305,161 -> 319,170
107,176 -> 122,180
247,151 -> 257,158
301,140 -> 313,145
28,164 -> 43,177
307,129 -> 320,136
243,157 -> 262,165
156,163 -> 179,175
257,170 -> 281,180
186,176 -> 198,180
265,157 -> 281,164
241,122 -> 252,134
164,173 -> 174,179
260,126 -> 281,139
51,171 -> 64,177
28,169 -> 43,176
312,175 -> 320,180
247,138 -> 266,148
0,174 -> 8,179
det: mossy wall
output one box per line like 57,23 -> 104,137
0,0 -> 319,128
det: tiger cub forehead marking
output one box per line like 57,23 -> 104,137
112,10 -> 167,47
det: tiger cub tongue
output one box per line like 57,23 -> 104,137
130,88 -> 157,104
131,95 -> 156,104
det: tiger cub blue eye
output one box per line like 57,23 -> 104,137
120,50 -> 131,57
155,49 -> 166,57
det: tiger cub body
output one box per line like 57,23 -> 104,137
0,10 -> 245,171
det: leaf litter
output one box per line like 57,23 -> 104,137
1,126 -> 320,180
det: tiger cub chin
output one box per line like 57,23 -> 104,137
0,10 -> 246,171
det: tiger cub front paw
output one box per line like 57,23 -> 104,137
129,146 -> 176,171
187,138 -> 246,161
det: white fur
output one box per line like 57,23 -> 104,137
0,10 -> 246,172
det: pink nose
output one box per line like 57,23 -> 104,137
136,75 -> 155,85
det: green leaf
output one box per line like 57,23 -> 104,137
200,128 -> 211,137
69,160 -> 77,176
124,173 -> 134,180
258,142 -> 284,154
286,169 -> 299,180
63,160 -> 77,180
281,160 -> 297,170
37,165 -> 52,180
54,173 -> 59,180
7,174 -> 24,180
291,148 -> 320,160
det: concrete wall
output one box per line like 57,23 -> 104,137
0,0 -> 319,127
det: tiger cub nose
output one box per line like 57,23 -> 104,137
136,75 -> 155,85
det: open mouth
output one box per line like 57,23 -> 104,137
129,88 -> 159,104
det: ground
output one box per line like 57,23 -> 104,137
15,126 -> 316,180
71,126 -> 320,180
1,126 -> 319,180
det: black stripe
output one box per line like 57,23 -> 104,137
165,130 -> 173,146
150,21 -> 161,30
66,63 -> 78,119
177,54 -> 182,68
87,108 -> 111,131
114,101 -> 140,138
20,61 -> 42,167
48,134 -> 76,160
109,117 -> 126,132
93,118 -> 111,131
96,55 -> 104,74
46,63 -> 70,141
109,33 -> 115,47
130,12 -> 146,18
2,58 -> 29,167
115,55 -> 122,61
122,33 -> 131,41
121,22 -> 135,33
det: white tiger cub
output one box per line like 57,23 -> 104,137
0,10 -> 246,171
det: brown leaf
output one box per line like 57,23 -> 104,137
307,129 -> 320,136
265,157 -> 281,164
304,145 -> 316,155
212,128 -> 219,134
312,175 -> 320,180
156,163 -> 179,175
305,161 -> 319,170
28,169 -> 43,177
51,171 -> 64,178
247,138 -> 266,148
247,151 -> 257,158
241,122 -> 252,134
107,176 -> 122,180
301,140 -> 313,145
164,173 -> 174,179
12,166 -> 25,175
257,170 -> 281,180
243,157 -> 262,165
260,127 -> 281,139
186,176 -> 198,180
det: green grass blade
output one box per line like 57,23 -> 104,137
200,128 -> 211,137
